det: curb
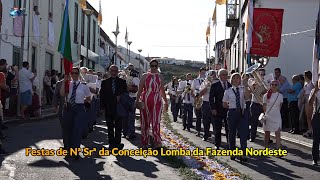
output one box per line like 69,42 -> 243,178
3,113 -> 57,126
256,128 -> 313,151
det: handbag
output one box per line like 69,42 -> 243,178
258,93 -> 279,124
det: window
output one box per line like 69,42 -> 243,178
31,47 -> 36,70
14,0 -> 22,8
45,52 -> 53,70
92,61 -> 95,70
81,11 -> 85,45
80,55 -> 84,67
74,3 -> 79,43
12,46 -> 20,67
93,20 -> 96,52
87,16 -> 91,50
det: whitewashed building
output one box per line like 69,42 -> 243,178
226,0 -> 318,79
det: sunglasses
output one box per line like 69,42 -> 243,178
271,84 -> 278,86
71,72 -> 79,75
150,65 -> 158,68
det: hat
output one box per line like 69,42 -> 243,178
0,59 -> 7,66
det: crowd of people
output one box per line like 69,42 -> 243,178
0,57 -> 319,166
167,66 -> 320,165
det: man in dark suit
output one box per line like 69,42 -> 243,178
209,69 -> 231,150
100,65 -> 128,150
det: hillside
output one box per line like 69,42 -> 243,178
160,64 -> 201,83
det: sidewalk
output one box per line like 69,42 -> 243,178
3,106 -> 57,125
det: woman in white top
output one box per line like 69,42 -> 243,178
302,71 -> 314,137
223,73 -> 248,162
263,80 -> 283,149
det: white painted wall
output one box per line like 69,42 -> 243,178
229,0 -> 318,79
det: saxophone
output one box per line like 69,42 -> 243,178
194,77 -> 212,109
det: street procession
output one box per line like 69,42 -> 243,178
0,0 -> 320,179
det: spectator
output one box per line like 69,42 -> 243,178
287,75 -> 302,134
43,70 -> 52,105
19,61 -> 36,119
9,65 -> 18,117
275,68 -> 290,129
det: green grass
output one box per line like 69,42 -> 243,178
162,112 -> 253,180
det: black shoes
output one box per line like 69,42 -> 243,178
240,156 -> 248,162
250,139 -> 255,142
202,137 -> 208,141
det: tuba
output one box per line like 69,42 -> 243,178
245,63 -> 268,105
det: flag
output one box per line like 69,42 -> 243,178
216,0 -> 226,5
58,0 -> 73,76
312,2 -> 320,83
212,6 -> 216,26
98,0 -> 102,25
206,19 -> 211,44
246,0 -> 253,66
125,27 -> 128,43
250,8 -> 284,57
79,0 -> 86,9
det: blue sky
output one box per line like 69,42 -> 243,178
88,0 -> 229,62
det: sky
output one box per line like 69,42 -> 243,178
87,0 -> 229,62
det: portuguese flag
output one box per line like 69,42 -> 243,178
58,0 -> 72,93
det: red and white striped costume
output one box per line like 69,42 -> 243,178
140,72 -> 163,147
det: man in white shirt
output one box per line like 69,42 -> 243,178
126,64 -> 140,139
199,71 -> 215,141
181,83 -> 195,131
192,68 -> 206,136
178,73 -> 193,120
19,62 -> 36,119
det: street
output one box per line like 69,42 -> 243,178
0,117 -> 181,180
167,112 -> 320,180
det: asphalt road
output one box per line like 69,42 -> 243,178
0,117 -> 181,180
167,112 -> 320,180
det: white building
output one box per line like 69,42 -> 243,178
118,45 -> 149,73
227,0 -> 318,79
155,57 -> 177,65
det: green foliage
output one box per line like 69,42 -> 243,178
160,64 -> 199,83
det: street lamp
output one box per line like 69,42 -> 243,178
84,9 -> 93,68
138,49 -> 142,73
127,41 -> 132,64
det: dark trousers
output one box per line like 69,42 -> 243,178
183,103 -> 193,129
45,86 -> 52,104
170,98 -> 179,122
281,98 -> 289,128
250,102 -> 263,140
195,108 -> 202,132
214,111 -> 229,148
178,98 -> 183,117
202,101 -> 213,139
63,104 -> 86,149
58,105 -> 67,147
227,110 -> 248,151
127,97 -> 136,136
312,113 -> 320,162
89,97 -> 97,129
106,115 -> 123,146
289,101 -> 299,131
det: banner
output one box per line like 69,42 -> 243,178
250,8 -> 284,57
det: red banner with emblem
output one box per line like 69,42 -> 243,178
250,8 -> 284,57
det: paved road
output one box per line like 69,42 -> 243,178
0,117 -> 181,180
167,113 -> 320,180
